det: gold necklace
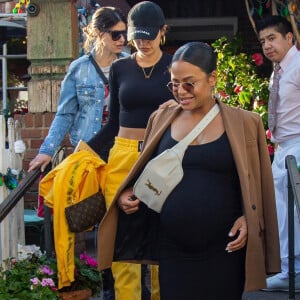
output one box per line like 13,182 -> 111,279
141,65 -> 155,79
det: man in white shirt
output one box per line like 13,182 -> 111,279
256,15 -> 300,291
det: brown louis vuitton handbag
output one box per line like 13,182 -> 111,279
64,140 -> 106,232
65,190 -> 106,233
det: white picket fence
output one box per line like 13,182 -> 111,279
0,115 -> 25,261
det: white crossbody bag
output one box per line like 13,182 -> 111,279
133,104 -> 220,213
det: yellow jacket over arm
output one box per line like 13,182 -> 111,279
39,150 -> 106,289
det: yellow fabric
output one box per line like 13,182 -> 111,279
105,137 -> 142,300
104,137 -> 141,207
151,265 -> 160,300
112,262 -> 141,300
39,150 -> 106,289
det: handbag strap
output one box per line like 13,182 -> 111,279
87,52 -> 109,85
173,103 -> 220,154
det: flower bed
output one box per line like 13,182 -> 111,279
0,245 -> 102,299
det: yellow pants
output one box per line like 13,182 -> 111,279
105,137 -> 160,300
151,265 -> 160,300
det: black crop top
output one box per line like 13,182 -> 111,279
88,52 -> 173,155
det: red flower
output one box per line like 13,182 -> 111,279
266,129 -> 272,140
218,90 -> 230,98
267,144 -> 275,156
233,85 -> 243,94
252,53 -> 264,66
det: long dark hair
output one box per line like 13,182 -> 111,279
83,6 -> 126,52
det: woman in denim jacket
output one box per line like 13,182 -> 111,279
29,6 -> 128,172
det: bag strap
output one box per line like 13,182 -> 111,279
174,103 -> 220,153
87,52 -> 109,85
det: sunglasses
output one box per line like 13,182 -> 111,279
105,30 -> 127,41
166,81 -> 202,93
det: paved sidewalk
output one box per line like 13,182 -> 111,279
90,290 -> 300,300
243,291 -> 300,299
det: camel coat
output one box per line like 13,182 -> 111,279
97,100 -> 280,291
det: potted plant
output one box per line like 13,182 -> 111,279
0,246 -> 102,300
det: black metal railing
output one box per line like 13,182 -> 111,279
0,164 -> 56,257
0,168 -> 41,223
0,146 -> 67,257
285,155 -> 300,300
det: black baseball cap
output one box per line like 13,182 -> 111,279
127,1 -> 165,41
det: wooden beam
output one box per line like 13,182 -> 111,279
27,0 -> 78,113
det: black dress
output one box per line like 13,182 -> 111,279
157,128 -> 245,300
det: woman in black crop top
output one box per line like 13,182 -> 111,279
88,3 -> 247,300
88,2 -> 173,300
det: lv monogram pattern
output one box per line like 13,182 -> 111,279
268,63 -> 281,132
65,191 -> 106,232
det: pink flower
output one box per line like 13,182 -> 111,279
80,251 -> 98,268
252,53 -> 264,66
39,265 -> 54,276
41,278 -> 55,287
79,252 -> 89,260
86,257 -> 98,268
30,277 -> 40,286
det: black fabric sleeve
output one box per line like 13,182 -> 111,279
87,63 -> 120,156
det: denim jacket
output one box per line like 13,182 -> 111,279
39,50 -> 128,156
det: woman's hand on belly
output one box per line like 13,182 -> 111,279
225,215 -> 247,252
118,188 -> 141,214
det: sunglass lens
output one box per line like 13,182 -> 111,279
182,82 -> 194,92
111,31 -> 127,41
167,82 -> 194,93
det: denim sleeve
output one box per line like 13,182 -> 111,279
39,63 -> 79,156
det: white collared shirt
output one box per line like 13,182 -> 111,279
270,45 -> 300,143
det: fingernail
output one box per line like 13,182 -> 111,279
225,247 -> 232,253
228,231 -> 233,237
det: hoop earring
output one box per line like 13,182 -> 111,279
160,35 -> 166,46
